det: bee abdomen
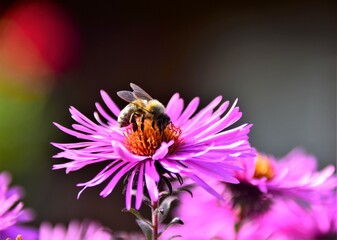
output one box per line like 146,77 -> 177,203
118,104 -> 137,127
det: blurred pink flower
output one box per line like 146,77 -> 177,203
39,220 -> 112,240
52,88 -> 254,209
0,172 -> 37,240
237,196 -> 337,240
164,148 -> 337,239
229,148 -> 337,217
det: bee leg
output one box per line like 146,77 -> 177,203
154,119 -> 163,134
160,126 -> 165,135
140,114 -> 145,131
130,112 -> 138,132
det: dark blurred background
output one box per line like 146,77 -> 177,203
0,0 -> 335,232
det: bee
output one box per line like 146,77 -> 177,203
117,83 -> 171,133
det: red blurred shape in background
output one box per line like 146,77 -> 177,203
0,1 -> 81,79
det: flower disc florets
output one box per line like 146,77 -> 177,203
253,153 -> 275,180
124,119 -> 182,157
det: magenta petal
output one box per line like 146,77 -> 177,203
188,173 -> 224,200
100,90 -> 120,118
95,102 -> 118,125
186,161 -> 239,184
165,93 -> 180,115
69,106 -> 96,127
53,122 -> 93,140
135,163 -> 145,209
175,97 -> 200,126
311,165 -> 336,187
144,161 -> 159,202
100,163 -> 136,197
77,162 -> 122,188
159,159 -> 186,173
166,93 -> 184,123
182,95 -> 222,132
113,141 -> 147,162
125,166 -> 137,210
152,140 -> 174,160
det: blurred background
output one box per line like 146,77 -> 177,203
0,0 -> 335,232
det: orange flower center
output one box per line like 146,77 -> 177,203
253,153 -> 275,180
5,235 -> 23,240
124,118 -> 182,157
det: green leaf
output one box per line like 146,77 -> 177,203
168,235 -> 182,239
122,208 -> 152,225
158,196 -> 178,223
178,188 -> 193,198
176,185 -> 194,198
159,217 -> 184,237
159,191 -> 171,198
136,219 -> 153,240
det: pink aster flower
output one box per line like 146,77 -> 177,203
164,182 -> 337,240
237,196 -> 337,240
0,172 -> 37,240
52,84 -> 253,209
228,148 -> 337,218
164,148 -> 337,239
38,220 -> 112,240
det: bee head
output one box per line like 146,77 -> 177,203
156,113 -> 171,133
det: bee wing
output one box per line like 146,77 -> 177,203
130,83 -> 153,100
117,90 -> 137,103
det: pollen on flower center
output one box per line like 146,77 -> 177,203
6,235 -> 23,240
123,118 -> 182,156
253,153 -> 275,180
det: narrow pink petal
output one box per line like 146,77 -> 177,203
182,96 -> 222,133
186,161 -> 239,184
51,142 -> 100,149
125,166 -> 137,210
93,112 -> 109,127
113,141 -> 148,162
95,102 -> 118,125
76,162 -> 121,187
159,159 -> 185,173
72,124 -> 97,135
175,97 -> 200,126
188,174 -> 224,200
152,140 -> 174,160
135,163 -> 145,209
197,124 -> 251,144
166,93 -> 184,122
310,165 -> 336,187
144,161 -> 159,202
165,93 -> 180,114
187,105 -> 241,140
53,123 -> 98,141
170,98 -> 184,123
100,90 -> 121,118
69,106 -> 99,130
100,163 -> 136,197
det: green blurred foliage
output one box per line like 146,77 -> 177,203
0,94 -> 47,171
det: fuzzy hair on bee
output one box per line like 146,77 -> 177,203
117,83 -> 171,133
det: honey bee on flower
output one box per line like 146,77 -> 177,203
117,83 -> 171,133
52,83 -> 254,210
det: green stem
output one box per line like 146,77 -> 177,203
152,200 -> 159,240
